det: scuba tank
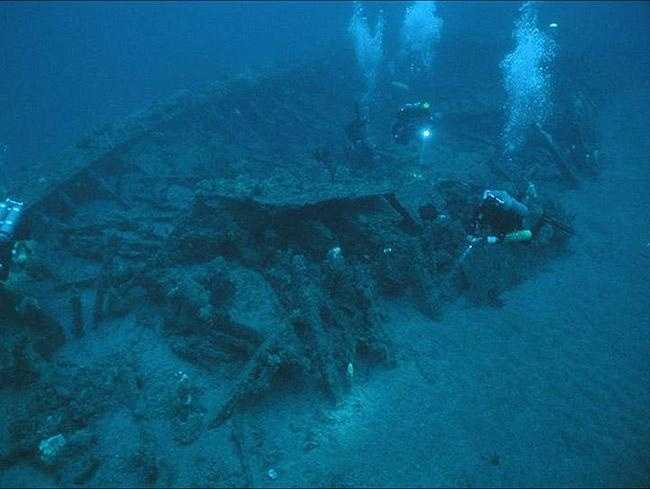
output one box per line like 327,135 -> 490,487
457,229 -> 533,265
486,229 -> 533,244
482,190 -> 529,217
504,229 -> 533,242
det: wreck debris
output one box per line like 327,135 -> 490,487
170,370 -> 206,446
38,433 -> 66,466
0,48 -> 588,480
229,415 -> 254,487
534,123 -> 579,187
70,290 -> 84,338
289,254 -> 346,405
208,325 -> 296,429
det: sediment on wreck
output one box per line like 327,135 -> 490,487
0,45 -> 587,482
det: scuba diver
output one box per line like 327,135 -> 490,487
472,189 -> 532,239
346,102 -> 368,147
392,101 -> 434,145
345,103 -> 376,167
0,197 -> 25,281
459,188 -> 536,263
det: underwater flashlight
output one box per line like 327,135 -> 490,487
421,128 -> 432,139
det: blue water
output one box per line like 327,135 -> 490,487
1,2 -> 649,487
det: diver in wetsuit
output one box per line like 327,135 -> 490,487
345,103 -> 376,167
346,103 -> 368,147
472,190 -> 531,240
457,184 -> 573,265
391,101 -> 434,145
0,198 -> 24,281
458,189 -> 534,264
